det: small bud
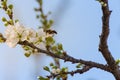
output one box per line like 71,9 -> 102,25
34,49 -> 38,52
4,22 -> 8,26
52,68 -> 60,74
8,4 -> 13,9
103,3 -> 107,7
24,52 -> 31,57
52,46 -> 57,52
100,2 -> 104,5
2,17 -> 7,22
46,36 -> 55,45
100,2 -> 107,7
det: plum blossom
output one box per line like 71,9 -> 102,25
21,28 -> 36,42
4,22 -> 48,48
4,22 -> 25,47
4,21 -> 55,50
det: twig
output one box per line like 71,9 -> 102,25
47,66 -> 92,79
19,41 -> 111,72
0,33 -> 111,72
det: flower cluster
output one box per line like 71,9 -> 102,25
4,22 -> 47,48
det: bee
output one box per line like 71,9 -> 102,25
46,29 -> 57,34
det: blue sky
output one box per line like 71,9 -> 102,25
0,0 -> 120,80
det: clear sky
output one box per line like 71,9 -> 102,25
0,0 -> 120,80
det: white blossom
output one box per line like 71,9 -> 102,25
4,23 -> 20,47
6,38 -> 19,48
14,22 -> 25,34
4,22 -> 47,48
52,68 -> 60,74
21,27 -> 36,42
4,22 -> 26,47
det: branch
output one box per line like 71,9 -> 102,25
19,41 -> 111,72
47,66 -> 92,79
99,0 -> 120,79
99,0 -> 115,70
0,33 -> 111,72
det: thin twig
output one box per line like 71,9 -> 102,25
47,66 -> 92,79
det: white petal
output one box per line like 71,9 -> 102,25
37,28 -> 45,37
6,38 -> 19,48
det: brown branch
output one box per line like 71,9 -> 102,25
99,0 -> 115,70
67,66 -> 92,75
99,0 -> 120,80
0,33 -> 111,72
18,41 -> 111,72
47,66 -> 92,79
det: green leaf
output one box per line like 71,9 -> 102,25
43,66 -> 50,72
38,76 -> 49,80
76,63 -> 82,68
